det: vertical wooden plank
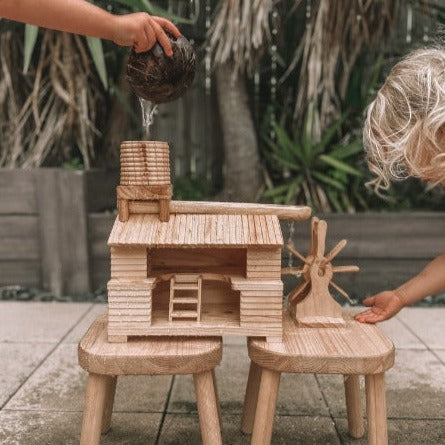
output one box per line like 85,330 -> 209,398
36,169 -> 91,296
59,169 -> 91,295
36,169 -> 63,296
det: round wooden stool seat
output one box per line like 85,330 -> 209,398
78,314 -> 222,375
248,311 -> 394,374
78,315 -> 223,445
242,311 -> 395,445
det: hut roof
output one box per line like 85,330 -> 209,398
108,214 -> 283,247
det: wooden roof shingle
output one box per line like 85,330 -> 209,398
108,214 -> 283,247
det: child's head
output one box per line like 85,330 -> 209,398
364,47 -> 445,192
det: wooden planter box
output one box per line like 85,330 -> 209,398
0,168 -> 443,298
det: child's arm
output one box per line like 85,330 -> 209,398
355,253 -> 445,323
0,0 -> 180,55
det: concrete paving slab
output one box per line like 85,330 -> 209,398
379,316 -> 425,350
276,373 -> 329,416
4,343 -> 86,411
0,302 -> 92,343
168,345 -> 328,416
223,335 -> 247,346
398,308 -> 445,349
335,417 -> 445,445
158,413 -> 341,445
63,303 -> 106,343
386,349 -> 445,418
168,345 -> 250,414
0,410 -> 161,445
318,349 -> 445,419
271,415 -> 341,445
432,349 -> 445,366
317,374 -> 365,418
5,343 -> 172,413
158,413 -> 248,445
0,343 -> 53,407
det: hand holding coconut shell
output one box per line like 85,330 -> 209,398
0,0 -> 180,57
112,13 -> 181,57
127,34 -> 196,103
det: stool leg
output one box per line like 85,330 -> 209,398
251,368 -> 281,445
212,369 -> 222,426
193,370 -> 222,445
241,361 -> 262,434
365,373 -> 388,445
101,376 -> 117,434
344,375 -> 364,438
80,373 -> 109,445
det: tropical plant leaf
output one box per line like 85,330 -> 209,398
319,155 -> 362,177
86,37 -> 108,89
312,171 -> 345,191
326,189 -> 343,212
329,140 -> 363,160
140,0 -> 194,24
314,113 -> 348,153
23,24 -> 39,74
262,183 -> 291,198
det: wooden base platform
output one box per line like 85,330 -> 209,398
107,303 -> 282,344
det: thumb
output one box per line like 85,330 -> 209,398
362,296 -> 376,306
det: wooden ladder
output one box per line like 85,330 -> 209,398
169,274 -> 202,322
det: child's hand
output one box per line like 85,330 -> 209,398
354,290 -> 405,324
111,13 -> 181,56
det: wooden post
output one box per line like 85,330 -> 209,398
36,169 -> 91,296
80,373 -> 109,445
365,373 -> 388,445
241,361 -> 262,434
251,368 -> 281,445
193,370 -> 223,445
101,375 -> 117,434
344,374 -> 364,438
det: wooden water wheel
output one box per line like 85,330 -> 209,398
282,217 -> 359,327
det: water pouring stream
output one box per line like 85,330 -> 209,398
139,98 -> 158,139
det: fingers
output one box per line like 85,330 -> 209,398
152,16 -> 181,38
355,312 -> 386,324
354,308 -> 385,324
362,296 -> 375,306
150,19 -> 173,57
143,22 -> 157,51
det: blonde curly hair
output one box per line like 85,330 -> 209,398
364,47 -> 445,192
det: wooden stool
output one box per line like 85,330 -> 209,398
78,315 -> 223,445
241,311 -> 395,445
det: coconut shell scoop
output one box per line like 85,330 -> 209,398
127,34 -> 196,104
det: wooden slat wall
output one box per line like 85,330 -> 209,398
110,247 -> 147,280
240,289 -> 283,329
246,248 -> 282,280
0,171 -> 40,286
107,279 -> 154,334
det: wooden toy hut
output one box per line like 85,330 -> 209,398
107,141 -> 310,343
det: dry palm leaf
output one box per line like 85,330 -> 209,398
292,0 -> 399,139
0,30 -> 104,168
208,0 -> 273,74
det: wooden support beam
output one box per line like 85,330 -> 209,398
129,200 -> 311,221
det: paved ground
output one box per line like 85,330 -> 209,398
1,302 -> 445,445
